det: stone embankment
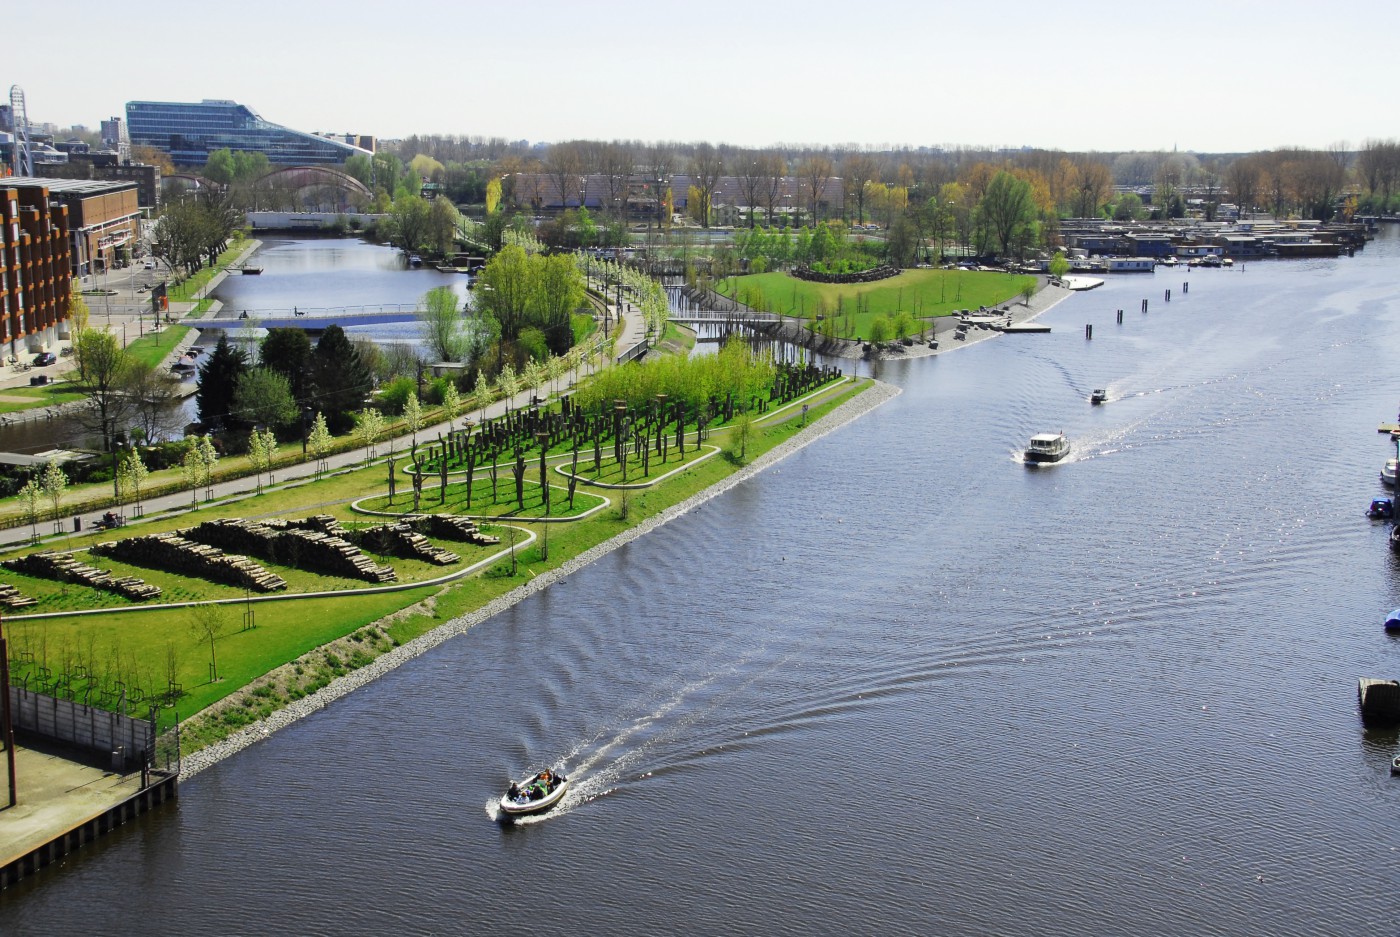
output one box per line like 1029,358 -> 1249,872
178,379 -> 901,778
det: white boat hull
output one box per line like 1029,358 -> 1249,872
499,778 -> 569,817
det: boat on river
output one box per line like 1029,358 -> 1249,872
1024,432 -> 1070,464
1366,498 -> 1393,519
1090,388 -> 1108,405
1382,459 -> 1397,486
1392,754 -> 1400,774
239,266 -> 263,275
499,769 -> 568,818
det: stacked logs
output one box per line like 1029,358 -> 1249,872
93,533 -> 287,592
350,522 -> 460,566
183,519 -> 396,584
420,514 -> 501,546
3,550 -> 162,601
0,582 -> 38,608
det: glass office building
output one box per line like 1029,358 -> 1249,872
125,100 -> 370,167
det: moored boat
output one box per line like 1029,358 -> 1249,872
1024,431 -> 1070,464
1382,458 -> 1397,486
1385,609 -> 1400,631
499,769 -> 569,818
1367,498 -> 1393,519
1392,754 -> 1400,774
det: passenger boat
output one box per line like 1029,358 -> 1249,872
1024,431 -> 1070,464
1367,498 -> 1393,519
1382,458 -> 1398,486
1090,388 -> 1108,405
499,769 -> 569,818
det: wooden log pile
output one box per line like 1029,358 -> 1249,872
350,522 -> 460,566
4,549 -> 163,601
0,582 -> 38,608
182,518 -> 396,583
420,514 -> 501,546
93,534 -> 287,593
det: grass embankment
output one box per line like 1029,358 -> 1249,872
716,268 -> 1035,339
166,239 -> 256,304
3,377 -> 872,751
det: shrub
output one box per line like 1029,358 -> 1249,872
376,376 -> 416,415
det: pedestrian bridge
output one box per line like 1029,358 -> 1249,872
668,309 -> 782,326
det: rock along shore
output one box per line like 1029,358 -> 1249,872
178,378 -> 903,779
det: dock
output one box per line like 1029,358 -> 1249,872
1377,423 -> 1398,435
1003,323 -> 1052,333
1358,678 -> 1400,723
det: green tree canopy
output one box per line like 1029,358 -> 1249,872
260,327 -> 312,402
196,332 -> 249,431
310,324 -> 373,430
234,367 -> 298,430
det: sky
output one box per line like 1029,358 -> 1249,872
9,0 -> 1399,155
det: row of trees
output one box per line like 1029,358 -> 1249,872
151,188 -> 244,277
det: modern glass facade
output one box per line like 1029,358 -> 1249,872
124,100 -> 370,167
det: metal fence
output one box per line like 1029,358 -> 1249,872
8,687 -> 161,774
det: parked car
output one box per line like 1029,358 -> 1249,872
143,259 -> 156,269
32,351 -> 56,366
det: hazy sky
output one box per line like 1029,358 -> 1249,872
9,0 -> 1397,154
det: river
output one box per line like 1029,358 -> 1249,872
6,233 -> 1400,934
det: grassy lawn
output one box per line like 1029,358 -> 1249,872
124,326 -> 192,369
716,268 -> 1036,339
167,239 -> 256,303
357,476 -> 607,519
1,375 -> 872,746
0,380 -> 86,415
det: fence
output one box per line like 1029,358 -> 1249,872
8,686 -> 160,774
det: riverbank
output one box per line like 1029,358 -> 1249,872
177,377 -> 901,778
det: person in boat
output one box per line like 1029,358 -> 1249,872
507,782 -> 522,801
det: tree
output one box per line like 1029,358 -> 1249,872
344,153 -> 373,189
1049,253 -> 1070,280
442,381 -> 461,427
1112,192 -> 1145,221
190,603 -> 229,683
688,143 -> 725,228
355,407 -> 385,462
533,253 -> 585,354
197,435 -> 219,496
67,292 -> 91,340
18,477 -> 42,542
196,332 -> 249,431
386,194 -> 432,254
234,367 -> 298,430
72,328 -> 136,450
426,197 -> 460,257
979,171 -> 1036,258
842,153 -> 880,225
248,426 -> 278,493
418,285 -> 469,361
727,411 -> 756,461
403,392 -> 423,447
117,448 -> 149,512
308,412 -> 332,475
260,328 -> 312,402
311,325 -> 373,430
41,459 -> 68,525
498,364 -> 519,411
127,362 -> 185,443
477,244 -> 533,347
796,154 -> 835,225
485,177 -> 502,215
472,370 -> 492,423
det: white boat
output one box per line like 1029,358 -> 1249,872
1090,388 -> 1108,405
499,769 -> 569,818
1382,459 -> 1397,486
1392,754 -> 1400,775
1024,432 -> 1070,464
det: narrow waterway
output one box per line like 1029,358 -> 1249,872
7,233 -> 1400,934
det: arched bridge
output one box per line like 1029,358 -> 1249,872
254,165 -> 370,198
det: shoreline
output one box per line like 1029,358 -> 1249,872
178,378 -> 903,779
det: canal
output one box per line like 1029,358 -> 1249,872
6,233 -> 1400,934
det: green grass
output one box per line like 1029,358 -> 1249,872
0,381 -> 86,414
716,268 -> 1036,340
167,239 -> 255,303
124,326 -> 192,369
2,375 -> 872,747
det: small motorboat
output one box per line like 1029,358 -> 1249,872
499,769 -> 569,818
1392,754 -> 1400,774
1024,431 -> 1070,464
1383,459 -> 1398,486
1367,498 -> 1393,519
1385,609 -> 1400,632
1089,388 -> 1108,405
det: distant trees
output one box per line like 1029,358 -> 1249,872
418,285 -> 470,362
979,171 -> 1036,258
476,246 -> 585,358
310,325 -> 373,432
151,188 -> 244,277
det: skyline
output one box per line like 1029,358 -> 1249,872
8,0 -> 1399,155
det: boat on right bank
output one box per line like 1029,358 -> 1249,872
1024,431 -> 1070,464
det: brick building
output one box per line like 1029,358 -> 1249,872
1,182 -> 72,359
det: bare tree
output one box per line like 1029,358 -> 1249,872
758,151 -> 787,227
796,154 -> 836,225
544,142 -> 584,210
687,142 -> 725,228
598,142 -> 635,220
842,153 -> 879,225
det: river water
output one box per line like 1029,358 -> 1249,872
7,234 -> 1400,934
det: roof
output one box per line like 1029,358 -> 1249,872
0,176 -> 138,196
0,449 -> 96,468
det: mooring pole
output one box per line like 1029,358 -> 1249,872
0,616 -> 16,808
